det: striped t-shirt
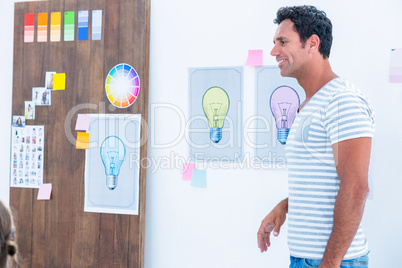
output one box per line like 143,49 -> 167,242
286,78 -> 375,259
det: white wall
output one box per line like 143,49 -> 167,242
147,0 -> 402,267
1,0 -> 401,267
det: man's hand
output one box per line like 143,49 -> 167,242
257,198 -> 288,252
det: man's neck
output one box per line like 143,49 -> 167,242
297,59 -> 338,100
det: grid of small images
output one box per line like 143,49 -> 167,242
10,125 -> 45,188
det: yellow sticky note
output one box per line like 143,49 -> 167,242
76,132 -> 90,149
53,73 -> 66,90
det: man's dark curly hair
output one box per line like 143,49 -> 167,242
274,5 -> 333,59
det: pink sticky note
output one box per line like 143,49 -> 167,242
182,163 -> 196,180
75,114 -> 90,131
245,50 -> 263,66
37,183 -> 52,200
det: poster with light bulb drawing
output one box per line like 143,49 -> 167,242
254,66 -> 305,164
84,114 -> 141,215
188,67 -> 243,161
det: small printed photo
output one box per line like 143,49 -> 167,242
25,101 -> 35,120
13,116 -> 26,127
32,87 -> 51,106
45,71 -> 56,90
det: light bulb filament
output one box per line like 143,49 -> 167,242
278,102 -> 292,129
210,103 -> 222,128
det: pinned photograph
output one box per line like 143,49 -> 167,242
25,101 -> 35,120
45,71 -> 56,90
32,87 -> 51,106
12,116 -> 26,127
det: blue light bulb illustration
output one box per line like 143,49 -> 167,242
100,136 -> 126,190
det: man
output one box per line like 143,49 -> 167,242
257,6 -> 374,268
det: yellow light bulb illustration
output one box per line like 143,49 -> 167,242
202,86 -> 230,143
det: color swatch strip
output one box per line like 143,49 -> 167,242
37,13 -> 48,42
64,11 -> 75,41
390,48 -> 402,83
24,13 -> 34,43
91,10 -> 102,40
78,10 -> 89,41
50,12 -> 61,42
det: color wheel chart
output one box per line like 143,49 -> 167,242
105,64 -> 140,108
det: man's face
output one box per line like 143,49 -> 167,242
271,19 -> 309,78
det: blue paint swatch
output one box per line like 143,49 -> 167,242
190,169 -> 207,188
78,10 -> 89,41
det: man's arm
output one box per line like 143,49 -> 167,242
257,198 -> 288,252
319,137 -> 372,268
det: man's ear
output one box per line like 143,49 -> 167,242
307,34 -> 320,54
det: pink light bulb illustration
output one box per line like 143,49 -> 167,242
270,86 -> 300,145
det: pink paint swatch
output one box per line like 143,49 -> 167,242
390,48 -> 402,83
245,50 -> 263,66
182,163 -> 196,180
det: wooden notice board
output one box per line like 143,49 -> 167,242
10,0 -> 150,267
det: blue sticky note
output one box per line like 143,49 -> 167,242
78,10 -> 89,41
191,169 -> 207,188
